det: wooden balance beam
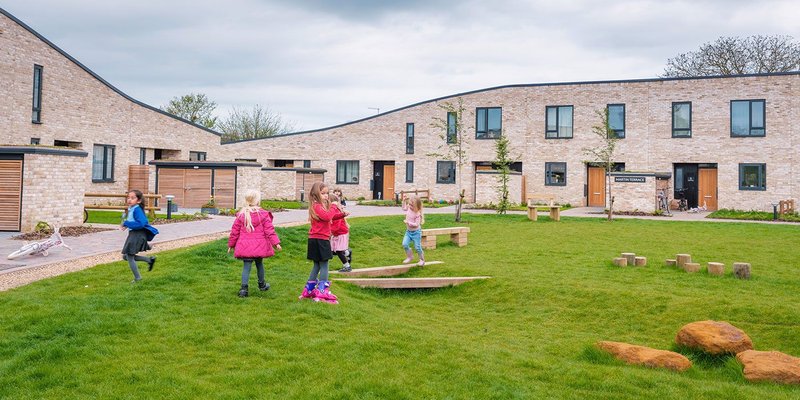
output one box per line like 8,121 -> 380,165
331,261 -> 444,277
334,276 -> 491,289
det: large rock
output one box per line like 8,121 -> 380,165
737,350 -> 800,385
675,320 -> 753,355
596,341 -> 692,372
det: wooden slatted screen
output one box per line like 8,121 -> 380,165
213,169 -> 236,208
0,160 -> 23,231
295,172 -> 324,201
157,169 -> 185,207
128,165 -> 150,193
184,169 -> 212,208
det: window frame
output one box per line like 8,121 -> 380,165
545,105 -> 574,139
730,99 -> 766,137
446,112 -> 457,144
303,160 -> 311,168
189,151 -> 207,161
671,101 -> 692,138
436,161 -> 456,184
405,160 -> 414,183
406,123 -> 414,154
545,162 -> 567,186
92,144 -> 115,183
475,107 -> 502,139
32,64 -> 43,123
139,148 -> 146,165
607,104 -> 626,138
336,160 -> 360,185
738,163 -> 766,191
30,138 -> 40,145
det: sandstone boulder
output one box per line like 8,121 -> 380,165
737,350 -> 800,385
675,320 -> 753,355
596,341 -> 692,372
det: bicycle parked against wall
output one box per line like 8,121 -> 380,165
675,189 -> 689,212
657,188 -> 672,215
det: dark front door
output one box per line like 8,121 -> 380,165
371,161 -> 394,200
674,164 -> 699,209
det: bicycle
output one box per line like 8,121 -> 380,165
657,188 -> 672,215
7,227 -> 72,260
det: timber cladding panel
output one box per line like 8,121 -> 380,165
128,165 -> 150,193
0,159 -> 23,231
296,172 -> 324,201
155,167 -> 238,209
213,169 -> 235,209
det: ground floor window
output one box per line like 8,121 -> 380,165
406,160 -> 414,183
337,160 -> 359,184
545,162 -> 566,186
92,144 -> 115,182
739,163 -> 766,190
436,161 -> 455,184
189,151 -> 207,161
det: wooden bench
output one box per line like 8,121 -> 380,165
525,193 -> 560,221
84,193 -> 161,222
420,227 -> 470,249
397,188 -> 431,202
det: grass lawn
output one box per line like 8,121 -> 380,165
708,208 -> 800,223
85,210 -> 202,225
1,215 -> 799,398
261,200 -> 307,210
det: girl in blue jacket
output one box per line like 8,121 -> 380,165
121,189 -> 159,282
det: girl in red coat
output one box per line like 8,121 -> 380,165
329,193 -> 352,272
299,182 -> 348,304
228,190 -> 281,297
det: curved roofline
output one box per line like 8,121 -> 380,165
222,70 -> 800,145
0,7 -> 223,138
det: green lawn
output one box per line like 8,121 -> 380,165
85,210 -> 202,224
1,215 -> 799,399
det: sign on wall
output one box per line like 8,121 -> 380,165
614,176 -> 646,183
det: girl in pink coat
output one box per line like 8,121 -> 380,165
228,190 -> 281,297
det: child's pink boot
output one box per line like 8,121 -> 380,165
299,280 -> 317,300
314,280 -> 339,304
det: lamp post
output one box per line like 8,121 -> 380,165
166,195 -> 175,219
772,202 -> 779,221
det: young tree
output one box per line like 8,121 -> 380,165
217,104 -> 295,143
662,35 -> 800,77
161,93 -> 218,129
493,134 -> 515,214
429,97 -> 468,222
583,109 -> 620,221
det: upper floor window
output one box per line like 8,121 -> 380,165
476,107 -> 502,139
672,102 -> 692,138
739,163 -> 766,190
32,65 -> 43,123
436,161 -> 456,184
405,160 -> 414,183
303,160 -> 311,168
30,138 -> 40,145
545,162 -> 567,186
336,160 -> 359,184
139,148 -> 147,165
189,151 -> 207,161
92,144 -> 115,182
545,106 -> 573,139
447,112 -> 457,144
731,100 -> 765,137
273,160 -> 293,168
406,123 -> 414,154
607,104 -> 625,138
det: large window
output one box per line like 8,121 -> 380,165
545,162 -> 567,186
92,144 -> 115,182
546,106 -> 573,139
32,65 -> 43,123
189,151 -> 207,161
336,160 -> 359,184
476,107 -> 502,139
672,102 -> 692,138
436,161 -> 455,184
607,104 -> 625,138
447,112 -> 457,144
405,160 -> 414,183
406,123 -> 414,154
731,100 -> 765,137
739,163 -> 766,190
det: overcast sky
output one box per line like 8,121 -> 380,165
4,0 -> 800,131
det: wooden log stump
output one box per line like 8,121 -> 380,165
621,253 -> 636,266
613,257 -> 628,267
733,262 -> 751,279
676,254 -> 692,268
665,259 -> 677,267
707,262 -> 725,276
634,256 -> 647,267
684,262 -> 701,273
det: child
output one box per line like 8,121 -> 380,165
120,189 -> 159,282
329,193 -> 352,272
401,195 -> 425,266
300,182 -> 348,304
228,190 -> 281,298
333,187 -> 346,207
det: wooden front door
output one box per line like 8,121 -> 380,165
383,164 -> 395,201
0,158 -> 23,231
698,168 -> 718,211
588,167 -> 605,207
213,169 -> 236,209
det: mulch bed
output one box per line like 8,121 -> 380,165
13,226 -> 113,241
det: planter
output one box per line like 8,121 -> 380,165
201,207 -> 219,215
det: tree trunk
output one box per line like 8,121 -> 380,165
454,189 -> 465,222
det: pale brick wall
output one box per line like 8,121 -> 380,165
609,174 -> 658,212
21,152 -> 87,231
235,165 -> 263,209
261,169 -> 296,200
474,172 -> 523,205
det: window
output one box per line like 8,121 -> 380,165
303,160 -> 311,168
336,160 -> 359,184
406,160 -> 414,183
607,104 -> 625,138
476,107 -> 502,139
32,65 -> 43,123
739,163 -> 766,190
92,144 -> 115,182
189,151 -> 207,161
406,123 -> 414,154
545,162 -> 567,186
54,140 -> 82,149
545,106 -> 573,138
731,100 -> 765,137
447,112 -> 457,144
672,102 -> 692,138
436,161 -> 456,184
139,148 -> 146,165
154,149 -> 163,160
273,160 -> 293,168
30,138 -> 40,145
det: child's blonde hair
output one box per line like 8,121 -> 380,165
238,189 -> 262,232
407,195 -> 425,225
308,182 -> 329,221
